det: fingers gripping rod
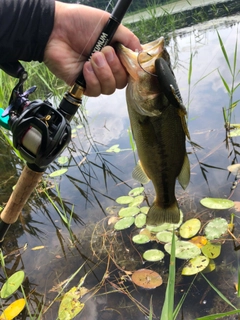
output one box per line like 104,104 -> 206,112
0,0 -> 133,241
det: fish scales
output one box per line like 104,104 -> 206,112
117,37 -> 190,225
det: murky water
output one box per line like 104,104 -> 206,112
1,9 -> 240,320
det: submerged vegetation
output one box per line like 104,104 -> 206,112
0,1 -> 240,319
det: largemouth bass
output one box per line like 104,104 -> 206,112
117,37 -> 190,225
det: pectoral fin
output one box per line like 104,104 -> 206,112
132,160 -> 150,184
178,153 -> 190,190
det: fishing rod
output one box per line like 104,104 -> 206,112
0,0 -> 133,242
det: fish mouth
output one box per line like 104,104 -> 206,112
116,37 -> 165,79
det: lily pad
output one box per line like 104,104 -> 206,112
131,269 -> 163,289
165,241 -> 201,260
116,196 -> 134,205
202,259 -> 216,273
200,197 -> 234,210
105,205 -> 122,215
58,286 -> 84,320
114,217 -> 135,231
189,236 -> 208,248
204,218 -> 228,240
1,270 -> 25,298
201,241 -> 221,259
49,168 -> 68,177
146,224 -> 169,233
182,255 -> 210,275
140,206 -> 149,214
106,144 -> 121,153
143,249 -> 165,262
128,187 -> 144,196
57,156 -> 69,165
135,213 -> 147,228
119,206 -> 140,217
129,195 -> 144,207
0,298 -> 26,319
156,231 -> 176,243
179,218 -> 201,239
132,234 -> 150,244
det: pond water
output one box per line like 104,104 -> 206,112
1,10 -> 240,320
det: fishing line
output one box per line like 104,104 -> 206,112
137,52 -> 158,77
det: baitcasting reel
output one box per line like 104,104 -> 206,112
0,61 -> 71,170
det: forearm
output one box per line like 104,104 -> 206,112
0,0 -> 55,63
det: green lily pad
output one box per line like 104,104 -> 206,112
57,156 -> 69,165
135,213 -> 147,228
119,206 -> 140,217
143,249 -> 165,262
228,127 -> 240,137
140,206 -> 149,214
156,231 -> 177,243
106,144 -> 121,153
114,217 -> 135,231
116,196 -> 134,205
201,241 -> 221,259
202,259 -> 216,273
132,234 -> 150,244
128,187 -> 144,196
179,218 -> 201,239
204,218 -> 228,240
1,270 -> 25,298
146,224 -> 170,233
49,168 -> 68,177
182,255 -> 210,275
129,195 -> 144,207
200,197 -> 234,209
165,241 -> 201,260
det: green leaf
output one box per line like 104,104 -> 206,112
196,309 -> 240,320
57,156 -> 69,165
49,168 -> 68,177
140,206 -> 149,214
118,206 -> 140,217
156,231 -> 177,243
165,241 -> 201,260
128,195 -> 144,207
204,218 -> 228,240
128,187 -> 144,196
1,270 -> 25,298
201,241 -> 221,259
58,287 -> 84,320
200,197 -> 234,209
179,218 -> 201,239
143,249 -> 165,262
132,234 -> 150,244
228,128 -> 240,137
106,144 -> 121,153
135,213 -> 147,228
182,255 -> 209,276
115,196 -> 134,205
114,217 -> 135,231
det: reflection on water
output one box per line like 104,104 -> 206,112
1,14 -> 240,320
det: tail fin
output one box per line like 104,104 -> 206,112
146,201 -> 180,226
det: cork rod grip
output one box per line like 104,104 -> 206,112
0,165 -> 43,224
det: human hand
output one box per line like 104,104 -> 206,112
44,1 -> 141,96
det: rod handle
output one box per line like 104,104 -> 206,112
0,165 -> 43,224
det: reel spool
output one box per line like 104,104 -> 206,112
9,99 -> 71,169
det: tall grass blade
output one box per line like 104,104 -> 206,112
188,53 -> 193,86
201,273 -> 237,310
218,70 -> 231,94
160,232 -> 175,320
217,30 -> 232,75
196,309 -> 240,320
